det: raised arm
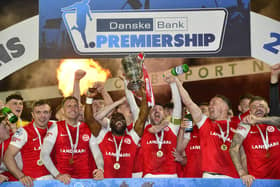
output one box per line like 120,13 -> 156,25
123,79 -> 139,122
166,75 -> 202,124
134,86 -> 149,137
243,114 -> 280,127
94,97 -> 126,124
84,90 -> 103,137
95,82 -> 113,106
72,69 -> 86,104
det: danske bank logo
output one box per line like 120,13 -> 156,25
61,1 -> 227,55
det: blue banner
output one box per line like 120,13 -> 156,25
1,178 -> 280,187
39,0 -> 251,58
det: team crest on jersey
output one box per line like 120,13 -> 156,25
82,134 -> 89,141
164,127 -> 169,131
267,126 -> 275,133
124,138 -> 131,144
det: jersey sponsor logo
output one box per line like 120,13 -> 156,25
251,141 -> 279,150
146,140 -> 171,145
11,137 -> 22,142
14,128 -> 24,137
190,145 -> 200,150
210,131 -> 232,142
82,134 -> 89,141
33,137 -> 39,141
267,126 -> 275,132
124,138 -> 131,144
59,148 -> 86,153
60,134 -> 68,137
105,152 -> 131,158
192,135 -> 197,138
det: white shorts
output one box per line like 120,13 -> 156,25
144,174 -> 178,178
203,172 -> 232,179
36,175 -> 54,180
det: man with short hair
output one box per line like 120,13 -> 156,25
172,76 -> 243,178
4,100 -> 53,187
230,96 -> 280,187
41,96 -> 102,184
5,94 -> 29,130
237,93 -> 253,119
141,76 -> 182,178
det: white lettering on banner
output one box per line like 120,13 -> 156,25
251,12 -> 280,65
0,16 -> 38,80
0,12 -> 279,81
251,141 -> 279,150
0,59 -> 271,102
62,9 -> 226,54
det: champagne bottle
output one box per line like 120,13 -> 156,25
184,112 -> 193,132
171,64 -> 189,76
1,107 -> 18,123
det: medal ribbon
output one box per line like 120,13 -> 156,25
112,135 -> 124,162
155,130 -> 164,150
33,122 -> 49,164
217,119 -> 230,143
65,122 -> 80,158
33,122 -> 46,149
256,125 -> 269,150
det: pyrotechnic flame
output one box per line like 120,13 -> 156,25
57,59 -> 111,97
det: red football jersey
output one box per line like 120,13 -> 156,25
183,126 -> 202,178
237,124 -> 280,179
10,121 -> 52,178
141,124 -> 178,177
96,128 -> 139,178
197,116 -> 239,178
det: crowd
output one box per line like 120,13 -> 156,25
0,62 -> 279,187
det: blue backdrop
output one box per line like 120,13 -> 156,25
2,178 -> 280,187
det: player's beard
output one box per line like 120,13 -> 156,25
111,121 -> 126,135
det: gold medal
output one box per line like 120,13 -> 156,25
69,158 -> 74,165
157,150 -> 163,157
37,159 -> 43,166
221,144 -> 228,151
114,163 -> 120,170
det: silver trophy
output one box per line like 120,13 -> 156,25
121,53 -> 144,91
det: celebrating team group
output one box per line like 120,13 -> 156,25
0,63 -> 279,187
